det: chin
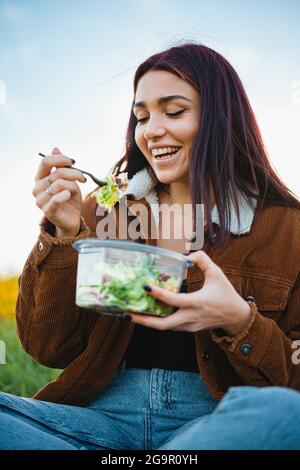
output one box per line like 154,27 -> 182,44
152,171 -> 177,184
153,168 -> 187,185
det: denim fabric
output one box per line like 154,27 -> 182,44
1,364 -> 300,450
159,385 -> 300,450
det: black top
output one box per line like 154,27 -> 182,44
122,279 -> 199,372
121,229 -> 215,372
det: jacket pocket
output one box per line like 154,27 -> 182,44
187,270 -> 292,317
224,271 -> 292,318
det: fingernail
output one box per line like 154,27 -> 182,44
70,159 -> 76,164
143,285 -> 152,292
124,315 -> 132,321
83,176 -> 87,182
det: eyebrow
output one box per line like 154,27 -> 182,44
132,94 -> 192,111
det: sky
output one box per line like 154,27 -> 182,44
0,0 -> 299,274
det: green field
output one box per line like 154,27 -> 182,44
0,277 -> 61,397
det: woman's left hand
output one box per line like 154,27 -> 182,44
124,251 -> 251,336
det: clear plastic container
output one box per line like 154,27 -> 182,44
72,239 -> 193,317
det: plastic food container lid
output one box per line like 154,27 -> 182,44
72,238 -> 194,268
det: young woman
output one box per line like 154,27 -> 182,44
1,43 -> 300,450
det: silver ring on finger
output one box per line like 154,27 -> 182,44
47,174 -> 53,184
46,184 -> 54,196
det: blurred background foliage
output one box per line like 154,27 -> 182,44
0,277 -> 61,397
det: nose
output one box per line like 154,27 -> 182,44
143,116 -> 166,141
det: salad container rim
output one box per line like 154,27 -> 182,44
72,238 -> 194,268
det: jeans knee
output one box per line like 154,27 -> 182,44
0,391 -> 17,409
258,387 -> 300,418
0,392 -> 8,409
214,386 -> 300,449
0,407 -> 13,437
229,386 -> 300,432
219,386 -> 300,423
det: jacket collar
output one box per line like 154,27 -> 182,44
123,167 -> 256,235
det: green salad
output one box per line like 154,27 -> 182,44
78,254 -> 179,316
93,172 -> 128,212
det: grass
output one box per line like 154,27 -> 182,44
0,276 -> 61,397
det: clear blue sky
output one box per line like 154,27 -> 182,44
0,0 -> 299,273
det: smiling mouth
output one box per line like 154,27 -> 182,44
153,147 -> 182,161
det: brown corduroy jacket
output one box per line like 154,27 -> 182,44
15,172 -> 300,405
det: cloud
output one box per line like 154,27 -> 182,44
1,2 -> 24,20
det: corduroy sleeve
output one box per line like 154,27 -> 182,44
15,195 -> 100,369
210,275 -> 300,390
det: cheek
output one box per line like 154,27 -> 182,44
135,127 -> 146,151
180,121 -> 199,145
134,128 -> 152,163
134,126 -> 140,146
189,113 -> 201,141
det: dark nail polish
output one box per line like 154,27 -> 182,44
70,159 -> 76,164
143,285 -> 152,292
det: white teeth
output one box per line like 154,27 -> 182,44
151,146 -> 181,157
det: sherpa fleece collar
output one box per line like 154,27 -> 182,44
123,167 -> 256,235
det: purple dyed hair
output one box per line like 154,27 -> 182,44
111,42 -> 300,245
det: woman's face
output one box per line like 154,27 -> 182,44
133,70 -> 201,185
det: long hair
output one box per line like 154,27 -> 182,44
111,42 -> 300,245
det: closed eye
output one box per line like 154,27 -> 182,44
136,109 -> 186,124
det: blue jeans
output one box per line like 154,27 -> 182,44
1,365 -> 300,450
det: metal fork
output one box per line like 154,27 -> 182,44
38,153 -> 108,187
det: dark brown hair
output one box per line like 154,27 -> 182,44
111,42 -> 300,245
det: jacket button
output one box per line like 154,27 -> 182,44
38,241 -> 44,252
240,343 -> 253,355
201,351 -> 210,361
245,295 -> 255,302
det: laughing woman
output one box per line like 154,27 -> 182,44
1,43 -> 300,450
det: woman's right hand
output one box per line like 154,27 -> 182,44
32,147 -> 87,239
